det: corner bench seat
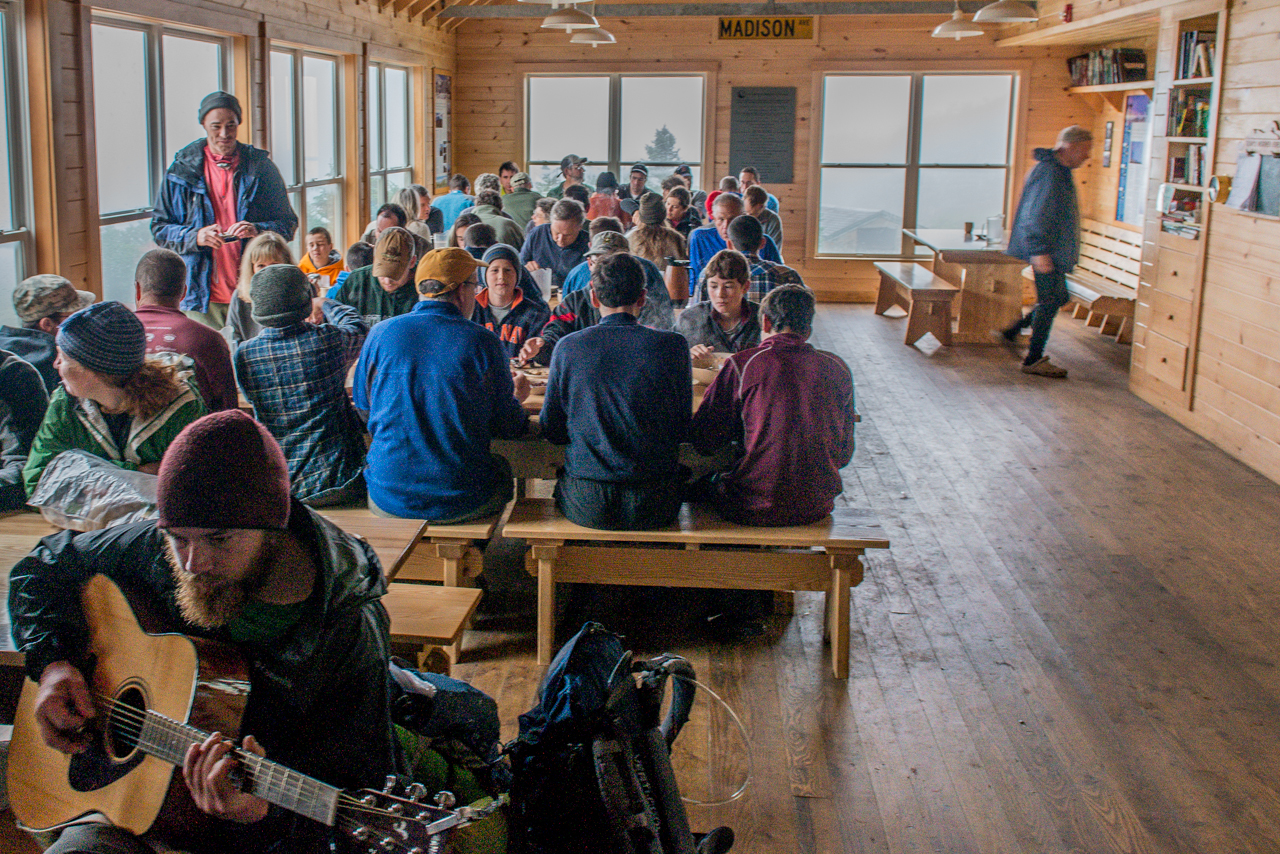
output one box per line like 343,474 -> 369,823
1024,218 -> 1141,344
501,499 -> 890,679
873,261 -> 960,346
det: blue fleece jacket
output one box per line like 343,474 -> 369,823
353,300 -> 528,519
1006,147 -> 1081,274
540,313 -> 691,483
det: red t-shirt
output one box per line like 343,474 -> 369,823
203,146 -> 243,305
135,304 -> 239,411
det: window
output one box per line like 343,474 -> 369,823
526,74 -> 704,195
91,19 -> 229,303
272,48 -> 341,255
0,0 -> 32,326
369,62 -> 412,217
817,72 -> 1015,256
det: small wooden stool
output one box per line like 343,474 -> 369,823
383,583 -> 483,672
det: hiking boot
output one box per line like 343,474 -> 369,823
996,324 -> 1022,344
1021,357 -> 1068,378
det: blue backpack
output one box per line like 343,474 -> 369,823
506,622 -> 733,854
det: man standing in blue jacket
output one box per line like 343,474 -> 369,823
1001,125 -> 1093,378
151,92 -> 297,328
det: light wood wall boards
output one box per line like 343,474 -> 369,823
25,0 -> 455,295
452,16 -> 1090,303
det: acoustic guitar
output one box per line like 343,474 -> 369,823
7,573 -> 467,853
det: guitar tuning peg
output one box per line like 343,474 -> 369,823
406,783 -> 427,801
379,837 -> 397,851
434,791 -> 457,809
351,828 -> 370,842
383,775 -> 398,793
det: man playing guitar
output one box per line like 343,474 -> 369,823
10,410 -> 398,854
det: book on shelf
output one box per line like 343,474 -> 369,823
1067,48 -> 1148,87
1168,88 -> 1211,137
1179,30 -> 1216,79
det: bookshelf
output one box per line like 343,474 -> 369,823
1131,1 -> 1227,412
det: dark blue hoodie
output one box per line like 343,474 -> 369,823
1006,147 -> 1081,274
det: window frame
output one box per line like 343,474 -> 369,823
270,44 -> 344,254
0,0 -> 34,305
520,67 -> 713,193
810,62 -> 1029,260
368,60 -> 413,218
90,14 -> 233,302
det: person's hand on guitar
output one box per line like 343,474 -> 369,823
184,732 -> 269,824
34,661 -> 95,754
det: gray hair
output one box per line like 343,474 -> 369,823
551,199 -> 586,224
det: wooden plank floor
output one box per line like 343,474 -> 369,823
456,305 -> 1280,854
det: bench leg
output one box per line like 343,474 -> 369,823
825,551 -> 865,679
435,542 -> 468,664
533,544 -> 561,665
904,300 -> 952,347
874,274 -> 896,315
1099,314 -> 1122,336
1114,316 -> 1133,344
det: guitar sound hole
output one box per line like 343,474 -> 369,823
105,685 -> 146,760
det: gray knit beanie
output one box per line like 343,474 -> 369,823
250,264 -> 314,327
56,301 -> 146,376
638,192 -> 665,226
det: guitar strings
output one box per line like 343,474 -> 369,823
86,691 -> 449,845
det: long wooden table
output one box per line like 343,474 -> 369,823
904,229 -> 1027,344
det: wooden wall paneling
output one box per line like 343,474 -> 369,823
240,26 -> 265,149
345,48 -> 368,244
66,0 -> 97,294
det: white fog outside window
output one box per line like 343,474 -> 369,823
272,48 -> 342,256
368,62 -> 413,219
92,19 -> 229,303
817,72 -> 1015,256
0,0 -> 33,325
525,74 -> 705,198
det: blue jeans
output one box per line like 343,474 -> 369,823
1012,269 -> 1070,364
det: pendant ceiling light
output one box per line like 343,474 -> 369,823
570,26 -> 616,45
973,0 -> 1039,23
932,0 -> 984,39
541,5 -> 599,30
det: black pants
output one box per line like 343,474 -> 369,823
1010,268 -> 1071,364
554,471 -> 682,531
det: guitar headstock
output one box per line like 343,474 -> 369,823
338,777 -> 466,854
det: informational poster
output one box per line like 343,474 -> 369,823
434,72 -> 452,191
1116,94 -> 1151,225
728,87 -> 796,184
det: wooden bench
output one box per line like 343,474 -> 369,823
1022,218 -> 1141,344
873,261 -> 960,347
318,507 -> 494,667
501,499 -> 890,679
383,582 -> 483,673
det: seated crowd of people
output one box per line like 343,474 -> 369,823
2,149 -> 856,538
0,90 -> 861,854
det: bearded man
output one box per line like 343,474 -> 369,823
9,410 -> 397,854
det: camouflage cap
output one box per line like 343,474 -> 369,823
14,274 -> 95,325
585,231 -> 631,258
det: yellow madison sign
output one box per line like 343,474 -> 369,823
718,17 -> 814,40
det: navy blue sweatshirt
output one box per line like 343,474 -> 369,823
540,313 -> 691,483
1006,147 -> 1081,274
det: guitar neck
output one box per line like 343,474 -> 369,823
136,708 -> 340,826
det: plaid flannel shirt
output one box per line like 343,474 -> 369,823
690,253 -> 805,304
234,301 -> 369,502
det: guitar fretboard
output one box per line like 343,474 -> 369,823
136,708 -> 340,825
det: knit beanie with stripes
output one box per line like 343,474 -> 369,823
56,301 -> 146,376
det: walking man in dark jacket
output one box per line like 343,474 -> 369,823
11,410 -> 398,854
151,92 -> 297,328
1001,125 -> 1093,378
